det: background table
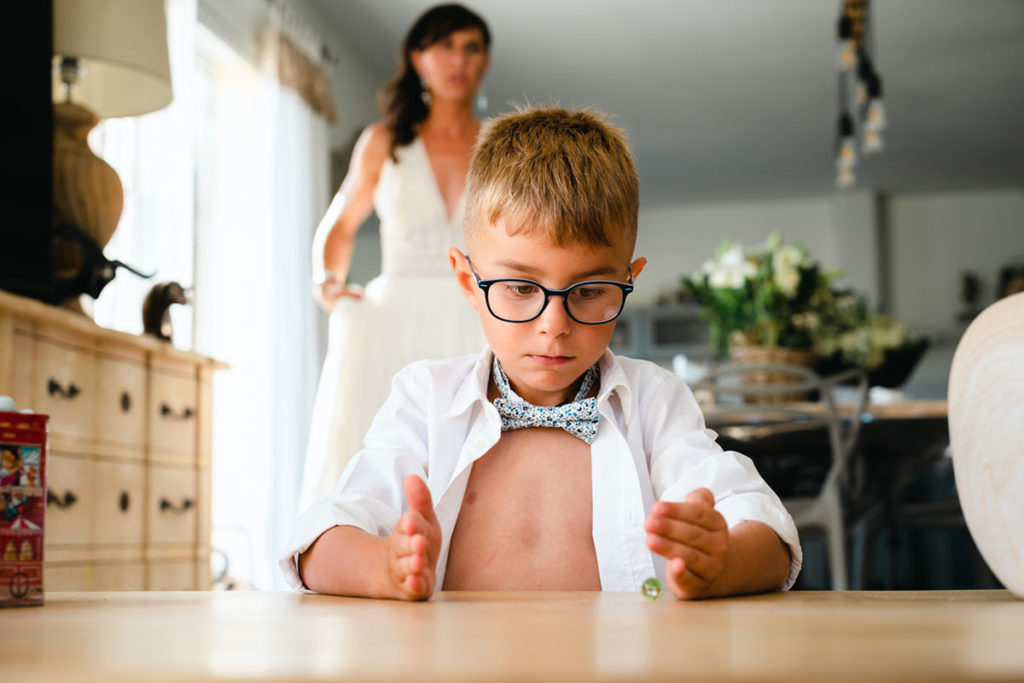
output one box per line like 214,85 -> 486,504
709,399 -> 956,589
3,590 -> 1023,681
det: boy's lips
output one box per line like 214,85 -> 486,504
528,354 -> 574,366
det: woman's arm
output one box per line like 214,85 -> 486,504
311,122 -> 390,312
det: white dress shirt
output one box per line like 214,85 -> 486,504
280,348 -> 802,592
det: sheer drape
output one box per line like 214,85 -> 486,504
95,0 -> 328,590
193,19 -> 327,590
92,0 -> 196,344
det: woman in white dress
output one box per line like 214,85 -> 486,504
299,4 -> 491,510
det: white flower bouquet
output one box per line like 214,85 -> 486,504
682,233 -> 837,357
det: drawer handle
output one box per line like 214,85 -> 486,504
120,392 -> 132,413
159,497 -> 194,513
160,403 -> 194,420
46,488 -> 78,509
119,491 -> 130,512
47,378 -> 81,400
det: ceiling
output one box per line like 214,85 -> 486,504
308,0 -> 1024,205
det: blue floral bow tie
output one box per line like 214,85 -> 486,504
491,356 -> 600,444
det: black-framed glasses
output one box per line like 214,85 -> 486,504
466,256 -> 634,325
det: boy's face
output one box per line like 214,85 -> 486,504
451,219 -> 646,407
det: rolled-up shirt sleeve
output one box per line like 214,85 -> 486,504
643,374 -> 803,590
278,363 -> 432,591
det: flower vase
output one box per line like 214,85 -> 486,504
729,342 -> 815,404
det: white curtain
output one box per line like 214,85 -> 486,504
92,0 -> 196,345
193,20 -> 326,590
96,0 -> 327,590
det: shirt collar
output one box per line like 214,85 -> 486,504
445,347 -> 633,423
597,349 -> 632,423
445,347 -> 495,419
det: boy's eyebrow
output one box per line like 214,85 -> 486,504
493,259 -> 620,281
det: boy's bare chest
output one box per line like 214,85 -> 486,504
442,428 -> 601,590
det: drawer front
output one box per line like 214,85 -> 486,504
10,330 -> 32,407
197,467 -> 211,546
44,562 -> 146,591
149,368 -> 198,459
96,355 -> 147,449
147,560 -> 197,590
45,563 -> 93,591
34,337 -> 96,442
92,459 -> 146,546
44,453 -> 95,546
93,562 -> 146,591
147,465 -> 197,545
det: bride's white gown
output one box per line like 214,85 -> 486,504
298,137 -> 486,510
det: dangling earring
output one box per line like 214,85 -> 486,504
475,88 -> 488,114
420,75 -> 431,106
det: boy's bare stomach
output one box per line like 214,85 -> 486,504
443,427 -> 601,590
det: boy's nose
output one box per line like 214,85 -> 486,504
536,295 -> 572,337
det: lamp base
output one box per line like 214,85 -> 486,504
52,102 -> 123,251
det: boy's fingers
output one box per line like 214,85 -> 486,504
650,501 -> 723,532
401,568 -> 435,601
667,557 -> 711,599
400,549 -> 426,575
403,511 -> 441,567
645,532 -> 718,580
645,517 -> 717,553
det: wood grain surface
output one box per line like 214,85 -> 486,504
3,590 -> 1022,681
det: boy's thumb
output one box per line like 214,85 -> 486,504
404,475 -> 436,518
685,487 -> 715,507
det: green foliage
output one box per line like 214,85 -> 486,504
682,233 -> 834,357
683,233 -> 916,367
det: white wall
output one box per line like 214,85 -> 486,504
887,189 -> 1024,337
624,188 -> 1024,399
635,195 -> 848,306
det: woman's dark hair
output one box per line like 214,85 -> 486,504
378,3 -> 491,160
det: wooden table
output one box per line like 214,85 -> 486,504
3,590 -> 1023,681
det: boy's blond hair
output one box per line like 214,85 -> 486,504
464,107 -> 639,250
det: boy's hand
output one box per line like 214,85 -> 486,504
386,475 -> 442,600
644,488 -> 729,600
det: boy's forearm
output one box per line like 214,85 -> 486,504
298,525 -> 393,598
711,521 -> 792,598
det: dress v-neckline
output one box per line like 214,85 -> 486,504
416,136 -> 465,224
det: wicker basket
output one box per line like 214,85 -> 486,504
729,343 -> 816,403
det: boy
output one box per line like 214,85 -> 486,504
282,107 -> 800,600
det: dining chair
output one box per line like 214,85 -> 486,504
850,445 -> 997,590
695,363 -> 869,591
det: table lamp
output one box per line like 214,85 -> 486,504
51,0 -> 173,254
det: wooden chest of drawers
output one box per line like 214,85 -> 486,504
0,291 -> 223,590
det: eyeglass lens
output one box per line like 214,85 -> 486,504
487,281 -> 625,323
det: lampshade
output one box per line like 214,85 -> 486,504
49,0 -> 174,310
52,0 -> 172,118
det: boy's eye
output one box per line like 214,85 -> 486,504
573,285 -> 608,300
503,283 -> 539,298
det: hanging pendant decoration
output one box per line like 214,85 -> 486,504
834,0 -> 887,189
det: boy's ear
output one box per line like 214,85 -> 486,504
629,256 -> 648,281
449,248 -> 481,310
